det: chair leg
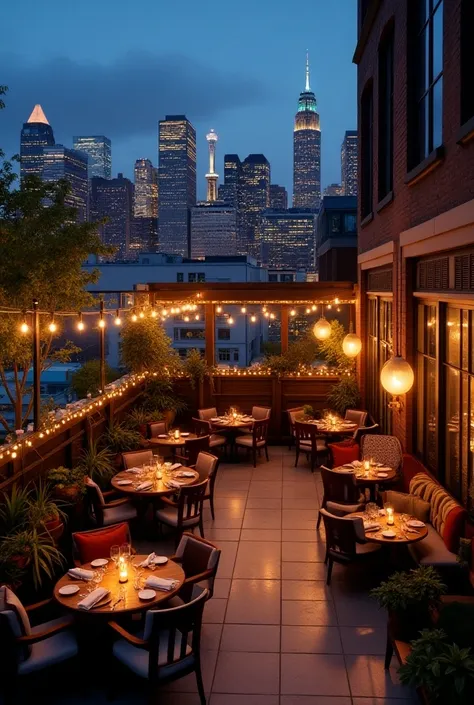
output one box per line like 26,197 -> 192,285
210,494 -> 215,520
199,516 -> 205,538
316,510 -> 322,529
326,557 -> 333,585
195,660 -> 207,705
265,445 -> 269,461
324,546 -> 329,564
295,450 -> 299,467
384,633 -> 394,669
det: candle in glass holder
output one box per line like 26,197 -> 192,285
363,459 -> 370,471
174,429 -> 180,440
232,412 -> 237,420
386,506 -> 395,526
118,556 -> 128,583
156,467 -> 163,481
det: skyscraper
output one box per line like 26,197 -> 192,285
191,202 -> 237,258
293,53 -> 321,210
90,174 -> 134,260
72,136 -> 112,179
130,158 -> 158,253
158,115 -> 196,256
270,184 -> 288,209
218,154 -> 242,207
20,104 -> 55,182
323,183 -> 344,196
258,209 -> 315,271
239,154 -> 270,256
205,129 -> 218,202
341,130 -> 358,196
42,146 -> 88,222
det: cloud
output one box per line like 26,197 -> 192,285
0,51 -> 266,157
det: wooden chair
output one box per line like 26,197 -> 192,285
294,421 -> 329,472
194,452 -> 219,520
155,479 -> 208,546
148,421 -> 168,438
360,434 -> 403,473
71,522 -> 132,565
0,585 -> 78,704
176,435 -> 210,467
235,418 -> 270,467
122,449 -> 154,469
287,406 -> 304,449
167,532 -> 221,605
317,466 -> 366,529
108,587 -> 208,704
319,508 -> 381,585
344,409 -> 368,427
198,407 -> 217,421
85,478 -> 137,528
193,418 -> 227,452
252,405 -> 271,420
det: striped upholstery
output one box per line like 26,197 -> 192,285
409,473 -> 461,537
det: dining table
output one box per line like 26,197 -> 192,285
148,432 -> 198,456
54,555 -> 185,616
111,464 -> 200,498
210,414 -> 254,461
349,510 -> 428,545
303,419 -> 358,436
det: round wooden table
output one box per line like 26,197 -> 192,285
148,433 -> 197,451
211,416 -> 254,430
304,420 -> 357,435
333,465 -> 398,485
350,511 -> 428,545
111,467 -> 200,498
54,555 -> 185,615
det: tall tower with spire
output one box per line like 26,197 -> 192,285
206,129 -> 218,202
20,104 -> 55,182
292,53 -> 321,209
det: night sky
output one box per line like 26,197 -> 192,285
1,0 -> 357,200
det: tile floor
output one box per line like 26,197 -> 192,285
36,447 -> 418,705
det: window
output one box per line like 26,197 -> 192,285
176,273 -> 184,283
461,0 -> 474,124
173,328 -> 205,341
188,273 -> 196,283
360,81 -> 374,218
197,273 -> 205,282
409,0 -> 443,167
218,348 -> 239,362
281,274 -> 294,282
331,214 -> 341,233
416,304 -> 438,472
366,296 -> 393,434
378,21 -> 394,200
268,274 -> 278,282
344,214 -> 357,232
217,328 -> 230,340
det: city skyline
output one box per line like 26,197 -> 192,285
1,0 -> 357,199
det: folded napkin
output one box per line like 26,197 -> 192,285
125,467 -> 140,473
138,552 -> 156,567
68,567 -> 94,581
145,576 -> 179,592
363,522 -> 381,531
352,460 -> 362,468
377,467 -> 391,472
136,481 -> 153,491
169,463 -> 182,471
117,480 -> 131,485
166,479 -> 182,489
77,587 -> 109,611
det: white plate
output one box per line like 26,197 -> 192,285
117,479 -> 133,486
382,529 -> 396,538
342,464 -> 354,469
180,432 -> 190,437
211,417 -> 220,421
158,434 -> 167,438
178,471 -> 196,478
59,585 -> 79,596
377,472 -> 389,478
139,589 -> 156,600
407,520 -> 425,528
152,556 -> 168,565
91,558 -> 109,567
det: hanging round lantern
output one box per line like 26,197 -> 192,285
313,317 -> 331,341
342,332 -> 362,358
380,356 -> 414,396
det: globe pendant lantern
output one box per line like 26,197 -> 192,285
342,332 -> 362,358
380,355 -> 414,396
313,317 -> 331,341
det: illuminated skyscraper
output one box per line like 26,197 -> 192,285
258,209 -> 315,271
341,130 -> 358,196
158,115 -> 196,256
270,184 -> 288,209
130,158 -> 158,253
239,154 -> 270,256
191,202 -> 237,258
205,129 -> 218,202
42,146 -> 88,222
20,104 -> 55,181
218,154 -> 241,206
90,174 -> 134,260
72,136 -> 112,179
293,53 -> 321,209
323,183 -> 344,196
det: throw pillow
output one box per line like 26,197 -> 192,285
384,490 -> 430,523
329,442 -> 360,468
74,523 -> 129,564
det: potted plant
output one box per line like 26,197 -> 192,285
76,440 -> 115,487
142,379 -> 187,428
47,466 -> 86,503
27,481 -> 66,544
125,406 -> 161,437
0,528 -> 64,590
326,375 -> 361,415
70,359 -> 120,399
399,629 -> 474,704
0,483 -> 30,533
371,566 -> 447,641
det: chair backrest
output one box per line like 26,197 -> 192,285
175,532 -> 221,598
144,587 -> 208,678
344,409 -> 368,427
252,406 -> 271,420
148,421 -> 168,438
319,508 -> 366,558
287,407 -> 304,432
192,418 -> 211,437
184,436 -> 210,466
252,418 -> 270,443
122,449 -> 154,469
72,522 -> 131,565
198,407 -> 217,421
195,451 -> 219,480
176,479 -> 209,526
84,477 -> 106,525
0,585 -> 32,663
360,434 -> 403,471
294,420 -> 320,449
352,423 -> 380,444
320,466 -> 361,504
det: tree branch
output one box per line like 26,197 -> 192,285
0,364 -> 16,407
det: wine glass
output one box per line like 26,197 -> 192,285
110,545 -> 120,567
120,542 -> 131,560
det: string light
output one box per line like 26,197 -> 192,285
195,314 -> 200,321
139,311 -> 145,319
290,309 -> 296,317
327,304 -> 332,310
241,306 -> 247,314
311,304 -> 317,311
131,314 -> 138,322
151,309 -> 158,318
20,320 -> 29,334
250,315 -> 257,323
98,318 -> 106,329
77,313 -> 85,331
228,316 -> 234,325
335,298 -> 340,305
184,315 -> 190,322
264,311 -> 270,318
114,311 -> 122,326
269,313 -> 276,320
48,317 -> 57,333
305,307 -> 311,314
216,306 -> 222,313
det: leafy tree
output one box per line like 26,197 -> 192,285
315,319 -> 352,369
70,359 -> 120,399
0,88 -> 111,432
120,305 -> 180,375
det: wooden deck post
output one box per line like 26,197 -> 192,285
281,305 -> 289,353
205,304 -> 216,368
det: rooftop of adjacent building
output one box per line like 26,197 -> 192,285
318,195 -> 357,212
85,253 -> 260,267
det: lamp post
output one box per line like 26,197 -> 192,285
32,299 -> 41,431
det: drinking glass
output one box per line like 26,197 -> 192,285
110,545 -> 120,566
120,542 -> 131,559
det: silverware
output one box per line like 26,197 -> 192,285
111,596 -> 122,610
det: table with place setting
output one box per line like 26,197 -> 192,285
210,410 -> 255,430
349,507 -> 428,546
111,461 -> 200,498
54,551 -> 185,615
301,416 -> 358,436
333,460 -> 398,486
148,430 -> 197,456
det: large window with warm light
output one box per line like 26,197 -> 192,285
366,296 -> 393,434
416,303 -> 438,471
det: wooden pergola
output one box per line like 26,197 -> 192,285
147,281 -> 357,367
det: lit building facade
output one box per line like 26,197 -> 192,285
20,104 -> 55,182
218,154 -> 241,207
341,130 -> 358,195
293,55 -> 321,209
42,146 -> 88,223
90,174 -> 134,260
130,158 -> 158,254
323,183 -> 344,196
258,209 -> 316,271
72,136 -> 112,179
270,184 -> 288,209
239,154 -> 271,256
190,202 -> 237,258
205,129 -> 219,202
158,115 -> 196,256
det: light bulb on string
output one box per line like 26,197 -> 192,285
114,311 -> 122,326
195,314 -> 200,321
335,298 -> 340,305
228,316 -> 234,325
290,309 -> 296,317
327,304 -> 332,310
250,315 -> 257,323
184,315 -> 190,322
162,308 -> 168,316
131,313 -> 138,322
151,309 -> 158,318
305,307 -> 311,314
241,306 -> 247,314
269,313 -> 275,320
216,306 -> 222,313
20,318 -> 29,334
98,316 -> 106,329
311,304 -> 317,312
77,313 -> 85,331
264,311 -> 270,318
48,317 -> 57,334
139,311 -> 145,319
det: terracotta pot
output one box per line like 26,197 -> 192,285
41,517 -> 64,544
11,553 -> 30,570
53,485 -> 80,502
138,423 -> 147,438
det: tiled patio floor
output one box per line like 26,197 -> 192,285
38,447 -> 418,705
